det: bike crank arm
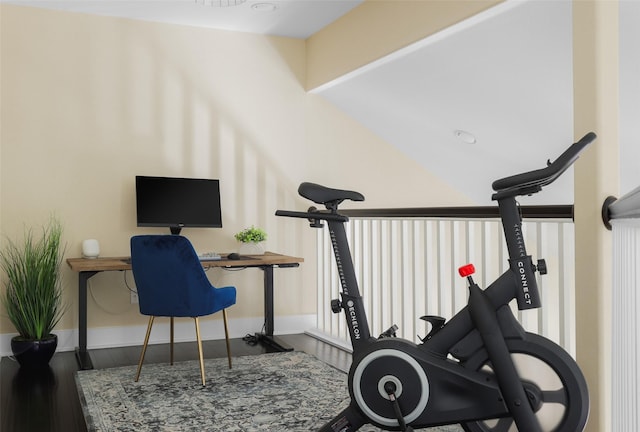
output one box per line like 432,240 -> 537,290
461,265 -> 542,432
384,381 -> 414,432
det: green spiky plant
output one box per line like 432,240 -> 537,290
1,218 -> 66,341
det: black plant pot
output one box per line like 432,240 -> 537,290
11,334 -> 58,368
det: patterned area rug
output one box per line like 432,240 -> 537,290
75,351 -> 462,431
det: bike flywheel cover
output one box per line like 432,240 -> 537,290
351,348 -> 430,428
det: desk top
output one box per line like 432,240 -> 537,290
66,251 -> 303,273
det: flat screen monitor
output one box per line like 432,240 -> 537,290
135,176 -> 222,235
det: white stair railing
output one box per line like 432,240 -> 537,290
310,216 -> 576,357
604,186 -> 640,432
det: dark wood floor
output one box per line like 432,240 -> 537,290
0,333 -> 351,432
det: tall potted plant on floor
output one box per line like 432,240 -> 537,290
1,218 -> 66,368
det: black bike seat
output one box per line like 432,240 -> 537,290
298,182 -> 365,205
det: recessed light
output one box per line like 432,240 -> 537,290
251,2 -> 277,12
453,129 -> 476,144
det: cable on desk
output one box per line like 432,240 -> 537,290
88,276 -> 133,315
221,266 -> 248,272
123,270 -> 138,294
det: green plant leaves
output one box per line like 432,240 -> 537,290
234,226 -> 267,243
1,218 -> 66,340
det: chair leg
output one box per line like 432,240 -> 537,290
170,317 -> 174,366
135,316 -> 155,382
222,309 -> 232,369
194,317 -> 206,386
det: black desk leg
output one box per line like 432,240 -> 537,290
75,271 -> 98,370
256,265 -> 293,352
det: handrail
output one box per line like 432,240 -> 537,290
602,185 -> 640,230
341,205 -> 573,220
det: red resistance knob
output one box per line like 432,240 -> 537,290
458,264 -> 476,278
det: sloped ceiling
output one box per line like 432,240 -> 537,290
313,0 -> 575,205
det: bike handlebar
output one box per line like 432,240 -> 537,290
275,209 -> 349,222
491,132 -> 596,196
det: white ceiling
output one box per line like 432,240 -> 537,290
6,0 -> 629,205
315,0 -> 575,205
2,0 -> 363,39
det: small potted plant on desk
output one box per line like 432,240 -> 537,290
234,226 -> 267,255
1,218 -> 66,368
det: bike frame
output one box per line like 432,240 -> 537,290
295,193 -> 543,430
277,132 -> 595,431
325,192 -> 539,355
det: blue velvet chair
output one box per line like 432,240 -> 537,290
130,235 -> 236,386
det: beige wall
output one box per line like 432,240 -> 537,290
0,5 -> 471,337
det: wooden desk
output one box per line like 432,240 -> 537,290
66,252 -> 303,370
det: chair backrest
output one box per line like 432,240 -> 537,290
130,235 -> 222,317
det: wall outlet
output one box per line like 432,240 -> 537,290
130,290 -> 139,304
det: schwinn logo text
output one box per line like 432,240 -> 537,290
329,228 -> 360,339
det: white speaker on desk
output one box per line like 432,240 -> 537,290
82,239 -> 100,259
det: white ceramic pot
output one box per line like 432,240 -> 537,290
238,242 -> 265,255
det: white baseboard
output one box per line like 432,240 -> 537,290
304,328 -> 353,353
0,314 -> 316,357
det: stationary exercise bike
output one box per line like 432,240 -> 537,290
276,133 -> 595,432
